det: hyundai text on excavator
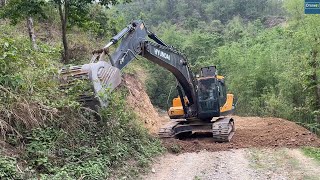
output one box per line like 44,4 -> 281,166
60,20 -> 236,142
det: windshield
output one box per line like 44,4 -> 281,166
198,78 -> 217,111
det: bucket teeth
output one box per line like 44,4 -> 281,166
59,61 -> 121,109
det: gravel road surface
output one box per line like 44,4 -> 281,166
144,148 -> 320,180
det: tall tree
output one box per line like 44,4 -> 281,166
27,17 -> 38,50
51,0 -> 128,63
54,0 -> 69,63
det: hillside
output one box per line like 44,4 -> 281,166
0,18 -> 163,180
1,0 -> 320,179
123,73 -> 161,134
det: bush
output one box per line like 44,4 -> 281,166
0,156 -> 21,179
0,23 -> 164,179
17,90 -> 163,179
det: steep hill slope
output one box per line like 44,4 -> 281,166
123,73 -> 161,134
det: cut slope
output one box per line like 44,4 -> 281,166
123,73 -> 161,134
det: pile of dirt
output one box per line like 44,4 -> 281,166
123,73 -> 161,134
162,116 -> 320,153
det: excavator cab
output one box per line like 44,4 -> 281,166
168,66 -> 232,120
196,66 -> 234,119
196,66 -> 221,119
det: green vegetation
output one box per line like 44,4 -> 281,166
168,144 -> 181,154
193,176 -> 201,180
19,91 -> 163,179
0,156 -> 21,179
0,2 -> 162,179
1,0 -> 128,62
303,147 -> 320,162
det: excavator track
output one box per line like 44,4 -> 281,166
159,117 -> 235,142
212,117 -> 235,142
158,119 -> 186,138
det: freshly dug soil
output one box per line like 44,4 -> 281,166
123,73 -> 161,134
162,116 -> 320,153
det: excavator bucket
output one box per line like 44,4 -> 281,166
59,52 -> 121,109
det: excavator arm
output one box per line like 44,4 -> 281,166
96,20 -> 198,117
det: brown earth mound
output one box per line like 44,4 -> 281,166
123,73 -> 161,134
162,116 -> 320,153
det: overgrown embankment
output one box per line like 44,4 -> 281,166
0,22 -> 163,179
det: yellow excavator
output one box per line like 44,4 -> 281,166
60,20 -> 236,142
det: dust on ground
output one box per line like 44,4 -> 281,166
144,148 -> 320,180
161,116 -> 320,153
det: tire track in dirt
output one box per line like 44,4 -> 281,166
144,148 -> 320,180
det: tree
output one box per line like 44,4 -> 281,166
51,0 -> 128,64
2,0 -> 129,62
1,0 -> 47,50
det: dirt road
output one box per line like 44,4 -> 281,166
145,148 -> 320,180
143,116 -> 320,180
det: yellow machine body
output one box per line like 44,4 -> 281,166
168,97 -> 185,118
168,75 -> 234,119
168,94 -> 234,119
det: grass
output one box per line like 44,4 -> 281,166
0,155 -> 21,179
302,147 -> 320,162
248,148 -> 299,172
193,176 -> 201,180
168,144 -> 182,154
